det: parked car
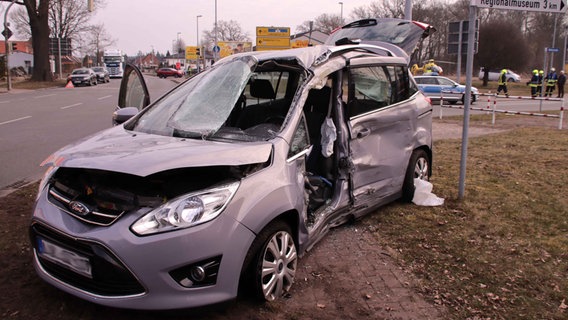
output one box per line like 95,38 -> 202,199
67,68 -> 97,86
414,75 -> 479,104
156,67 -> 183,78
31,18 -> 435,310
478,68 -> 521,82
91,66 -> 110,83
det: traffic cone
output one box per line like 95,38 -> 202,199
65,80 -> 74,88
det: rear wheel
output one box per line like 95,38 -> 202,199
401,149 -> 430,202
241,220 -> 297,302
462,93 -> 475,104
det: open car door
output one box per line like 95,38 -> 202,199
112,63 -> 151,125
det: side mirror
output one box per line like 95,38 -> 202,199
117,63 -> 150,110
112,107 -> 138,126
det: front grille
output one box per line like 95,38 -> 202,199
30,223 -> 145,297
48,182 -> 125,226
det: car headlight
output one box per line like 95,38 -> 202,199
131,181 -> 240,236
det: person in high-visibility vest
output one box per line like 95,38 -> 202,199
496,69 -> 509,97
527,69 -> 539,97
423,59 -> 436,74
537,70 -> 544,96
544,68 -> 558,97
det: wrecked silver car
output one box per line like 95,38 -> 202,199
30,18 -> 434,310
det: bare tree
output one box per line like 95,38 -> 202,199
173,38 -> 186,56
4,0 -> 105,81
351,0 -> 404,20
202,20 -> 251,47
296,14 -> 343,34
477,20 -> 530,85
79,23 -> 116,66
1,0 -> 51,81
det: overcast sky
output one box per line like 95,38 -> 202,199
92,0 -> 373,56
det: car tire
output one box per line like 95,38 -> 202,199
461,94 -> 475,105
241,220 -> 297,302
401,149 -> 430,203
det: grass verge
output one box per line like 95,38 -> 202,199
0,78 -> 67,90
366,126 -> 568,319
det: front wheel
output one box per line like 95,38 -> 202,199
401,149 -> 430,202
241,220 -> 297,302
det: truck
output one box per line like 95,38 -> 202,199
103,49 -> 124,78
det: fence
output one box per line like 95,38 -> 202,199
436,93 -> 564,130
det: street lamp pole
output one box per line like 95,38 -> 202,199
197,14 -> 202,72
338,2 -> 343,25
177,32 -> 181,67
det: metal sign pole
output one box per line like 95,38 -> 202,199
457,21 -> 463,83
458,5 -> 478,199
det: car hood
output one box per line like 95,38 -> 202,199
325,18 -> 436,59
42,126 -> 273,177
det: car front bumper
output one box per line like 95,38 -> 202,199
70,78 -> 91,85
30,188 -> 255,310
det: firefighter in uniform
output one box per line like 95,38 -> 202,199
537,70 -> 544,96
496,69 -> 509,97
544,68 -> 558,97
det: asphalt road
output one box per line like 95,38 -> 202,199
0,75 -> 179,191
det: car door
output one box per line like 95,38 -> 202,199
415,77 -> 441,99
345,60 -> 415,205
436,77 -> 461,101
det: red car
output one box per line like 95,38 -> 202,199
156,68 -> 183,78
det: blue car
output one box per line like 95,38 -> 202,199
414,75 -> 478,104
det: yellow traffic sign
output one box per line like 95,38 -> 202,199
256,27 -> 290,37
185,46 -> 200,60
256,37 -> 290,48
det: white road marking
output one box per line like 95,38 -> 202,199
97,95 -> 113,100
34,94 -> 56,99
0,116 -> 32,126
60,103 -> 83,110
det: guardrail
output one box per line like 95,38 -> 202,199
436,93 -> 564,130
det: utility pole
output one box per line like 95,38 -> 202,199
404,0 -> 412,20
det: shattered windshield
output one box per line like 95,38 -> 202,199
131,56 -> 257,138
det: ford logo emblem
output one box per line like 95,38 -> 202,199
68,201 -> 90,216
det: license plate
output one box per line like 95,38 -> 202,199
37,237 -> 92,278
